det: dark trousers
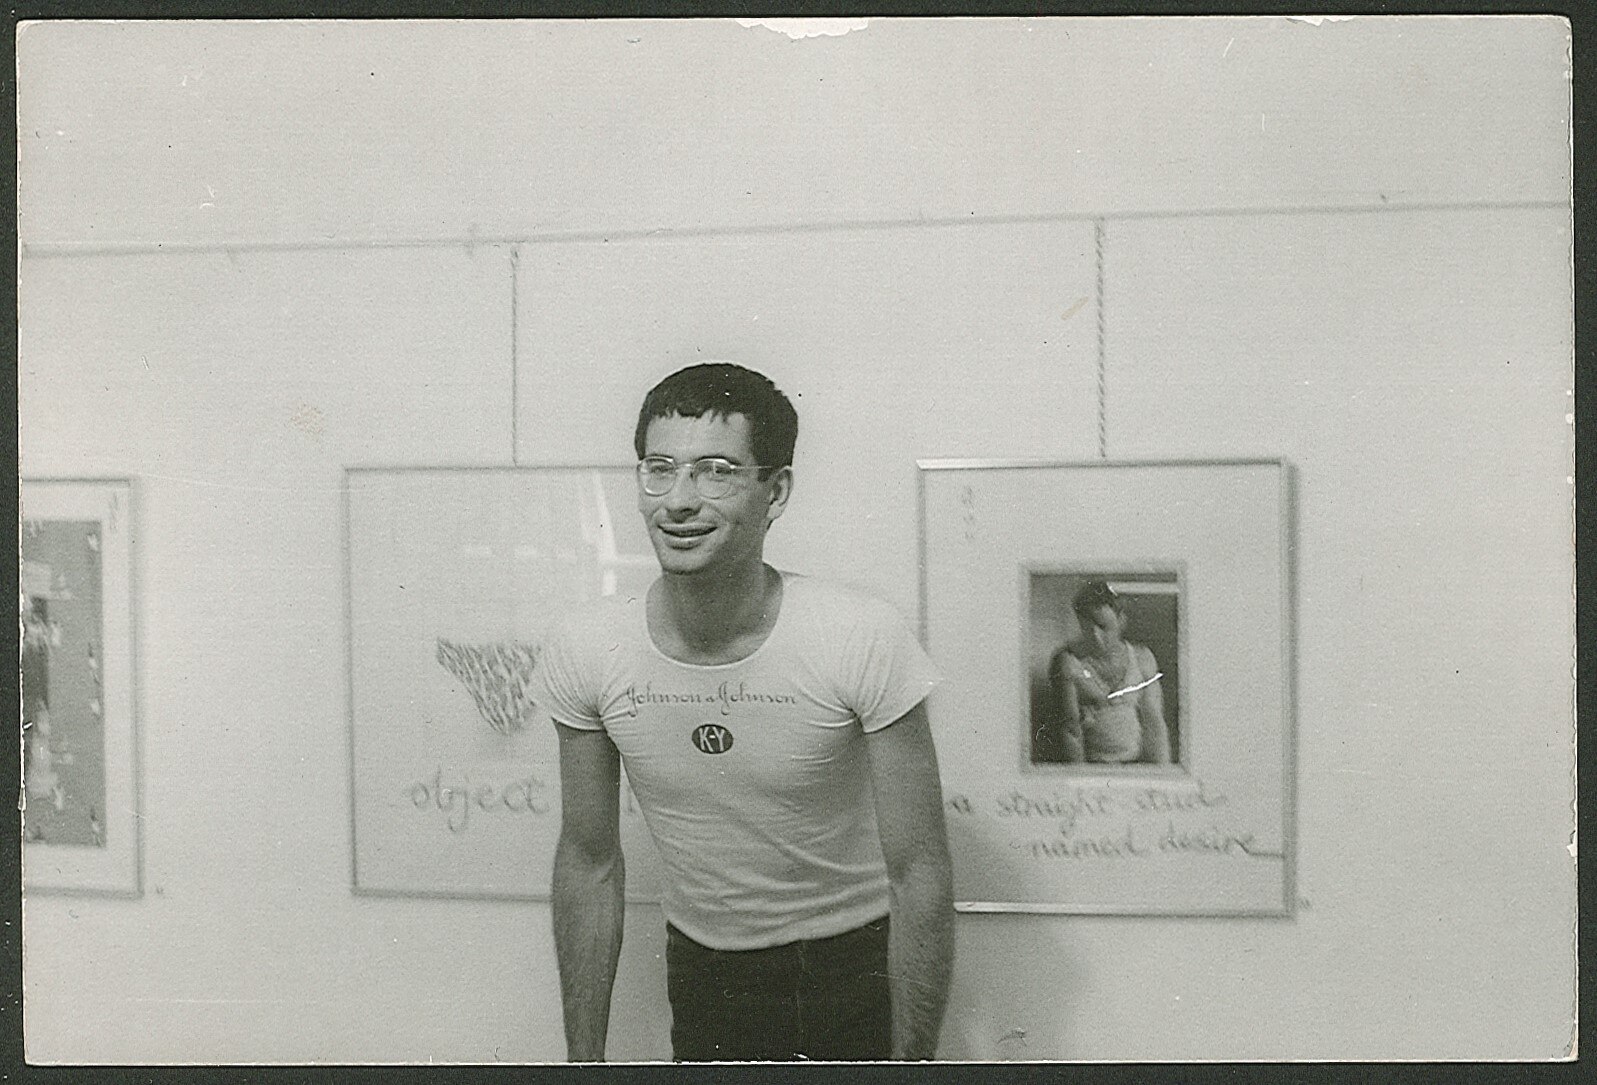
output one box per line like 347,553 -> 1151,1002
665,915 -> 892,1062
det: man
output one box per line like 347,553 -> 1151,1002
1049,579 -> 1171,765
529,362 -> 954,1062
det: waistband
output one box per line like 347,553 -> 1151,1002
666,913 -> 889,957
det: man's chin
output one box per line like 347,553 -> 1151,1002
651,545 -> 712,576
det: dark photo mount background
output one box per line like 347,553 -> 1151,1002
20,519 -> 107,849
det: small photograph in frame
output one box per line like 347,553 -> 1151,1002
1026,566 -> 1185,772
20,478 -> 141,897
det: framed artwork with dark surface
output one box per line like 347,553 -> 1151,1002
21,479 -> 141,896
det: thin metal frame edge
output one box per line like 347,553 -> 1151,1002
917,456 -> 1288,472
1281,460 -> 1300,917
343,469 -> 362,895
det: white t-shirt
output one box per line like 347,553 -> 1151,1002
530,571 -> 939,951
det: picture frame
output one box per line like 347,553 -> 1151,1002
20,478 -> 142,897
920,459 -> 1294,916
344,466 -> 666,902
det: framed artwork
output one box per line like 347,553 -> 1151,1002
20,478 -> 141,896
920,459 -> 1294,915
345,467 -> 665,901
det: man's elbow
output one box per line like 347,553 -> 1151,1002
555,827 -> 624,882
885,839 -> 954,897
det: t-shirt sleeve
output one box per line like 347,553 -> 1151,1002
527,612 -> 605,732
843,597 -> 941,734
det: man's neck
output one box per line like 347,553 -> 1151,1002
652,562 -> 781,663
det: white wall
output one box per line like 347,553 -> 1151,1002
17,17 -> 1574,1062
18,17 -> 1569,248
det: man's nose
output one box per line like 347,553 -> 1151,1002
662,467 -> 700,510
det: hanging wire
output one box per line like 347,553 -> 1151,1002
510,245 -> 521,465
1094,218 -> 1107,459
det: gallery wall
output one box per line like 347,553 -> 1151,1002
17,17 -> 1574,1062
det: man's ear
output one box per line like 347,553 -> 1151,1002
765,466 -> 793,528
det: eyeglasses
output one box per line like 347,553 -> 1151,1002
636,456 -> 771,499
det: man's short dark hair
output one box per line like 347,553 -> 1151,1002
634,362 -> 799,475
1071,579 -> 1124,626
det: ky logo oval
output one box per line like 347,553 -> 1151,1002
691,723 -> 735,755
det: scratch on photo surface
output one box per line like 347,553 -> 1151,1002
1106,673 -> 1162,699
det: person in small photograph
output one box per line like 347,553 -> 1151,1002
1048,579 -> 1171,765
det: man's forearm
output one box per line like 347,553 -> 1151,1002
551,837 -> 625,1061
1138,695 -> 1171,763
886,855 -> 955,1060
1058,689 -> 1085,762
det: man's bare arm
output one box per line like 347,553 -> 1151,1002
865,701 -> 955,1060
551,723 -> 625,1062
1061,647 -> 1112,706
1049,650 -> 1086,763
1133,646 -> 1172,764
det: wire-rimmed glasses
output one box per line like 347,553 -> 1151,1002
636,456 -> 772,499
